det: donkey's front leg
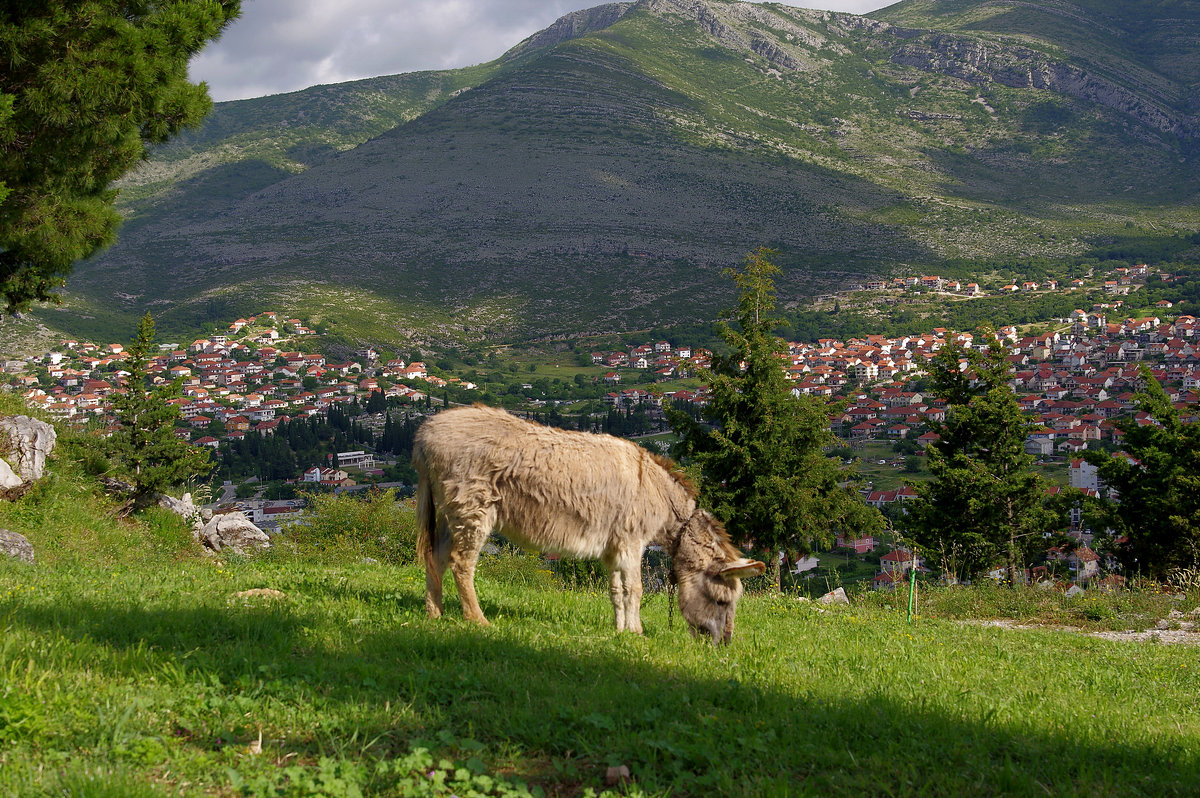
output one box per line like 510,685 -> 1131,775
607,554 -> 643,634
608,568 -> 628,631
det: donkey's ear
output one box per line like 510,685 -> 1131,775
719,559 -> 765,579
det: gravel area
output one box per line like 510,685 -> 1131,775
964,617 -> 1200,646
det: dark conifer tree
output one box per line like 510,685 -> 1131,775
905,333 -> 1062,583
1083,368 -> 1200,577
0,2 -> 241,310
106,313 -> 212,508
669,248 -> 880,587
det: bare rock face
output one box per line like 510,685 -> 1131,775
889,33 -> 1197,138
0,529 -> 34,563
504,2 -> 634,58
193,510 -> 270,556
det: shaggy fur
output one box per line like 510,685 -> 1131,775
413,405 -> 763,640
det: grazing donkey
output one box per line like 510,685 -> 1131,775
413,405 -> 764,643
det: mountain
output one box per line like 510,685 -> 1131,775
48,0 -> 1200,348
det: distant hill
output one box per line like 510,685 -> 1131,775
50,0 -> 1200,348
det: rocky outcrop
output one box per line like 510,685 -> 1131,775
158,492 -> 201,522
640,0 -> 829,72
0,416 -> 57,499
159,493 -> 270,556
193,511 -> 271,556
889,33 -> 1198,139
0,529 -> 34,564
503,3 -> 635,60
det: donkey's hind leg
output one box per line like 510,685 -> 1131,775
449,510 -> 495,625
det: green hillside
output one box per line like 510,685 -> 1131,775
42,0 -> 1200,348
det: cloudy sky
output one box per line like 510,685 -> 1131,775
192,0 -> 893,102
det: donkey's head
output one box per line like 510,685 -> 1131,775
672,509 -> 765,645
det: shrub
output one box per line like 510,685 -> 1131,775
481,548 -> 558,591
282,489 -> 416,564
552,557 -> 609,591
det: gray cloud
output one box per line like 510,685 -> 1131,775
193,0 -> 891,102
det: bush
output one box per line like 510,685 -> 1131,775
1168,566 -> 1200,596
480,548 -> 559,591
552,557 -> 609,591
281,489 -> 416,564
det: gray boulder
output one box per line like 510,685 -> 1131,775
0,415 -> 57,498
159,492 -> 201,523
159,492 -> 267,556
817,587 -> 850,605
0,529 -> 34,563
193,511 -> 270,556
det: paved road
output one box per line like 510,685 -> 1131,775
214,481 -> 236,505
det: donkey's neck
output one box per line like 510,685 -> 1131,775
658,497 -> 698,558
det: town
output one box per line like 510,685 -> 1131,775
2,259 -> 1195,591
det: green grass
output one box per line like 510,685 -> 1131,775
882,579 -> 1195,632
1,405 -> 1197,796
3,550 -> 1198,796
851,441 -> 929,491
3,502 -> 1199,796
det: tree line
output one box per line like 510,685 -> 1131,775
215,398 -> 421,483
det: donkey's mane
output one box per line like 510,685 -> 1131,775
649,452 -> 698,498
647,453 -> 743,557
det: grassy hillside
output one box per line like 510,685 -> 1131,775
40,0 -> 1200,349
115,68 -> 502,218
1,394 -> 1198,795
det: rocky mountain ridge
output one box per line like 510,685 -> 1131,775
44,0 -> 1200,349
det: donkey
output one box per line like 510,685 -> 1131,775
413,405 -> 764,643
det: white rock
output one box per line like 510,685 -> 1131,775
0,529 -> 34,563
817,587 -> 850,605
159,492 -> 200,521
0,416 -> 56,496
192,511 -> 270,556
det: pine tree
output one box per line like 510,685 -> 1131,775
366,389 -> 387,414
669,248 -> 881,587
904,332 -> 1061,583
1083,367 -> 1200,578
107,313 -> 213,508
0,2 -> 241,311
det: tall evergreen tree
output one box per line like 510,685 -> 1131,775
0,2 -> 241,310
107,313 -> 212,508
366,389 -> 387,414
669,248 -> 881,587
904,332 -> 1061,583
1083,367 -> 1200,578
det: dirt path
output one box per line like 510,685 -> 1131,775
964,618 -> 1200,646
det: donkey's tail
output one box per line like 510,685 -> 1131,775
414,454 -> 435,565
413,441 -> 449,572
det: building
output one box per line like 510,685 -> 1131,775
337,450 -> 375,469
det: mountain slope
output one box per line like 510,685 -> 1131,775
52,0 -> 1200,347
